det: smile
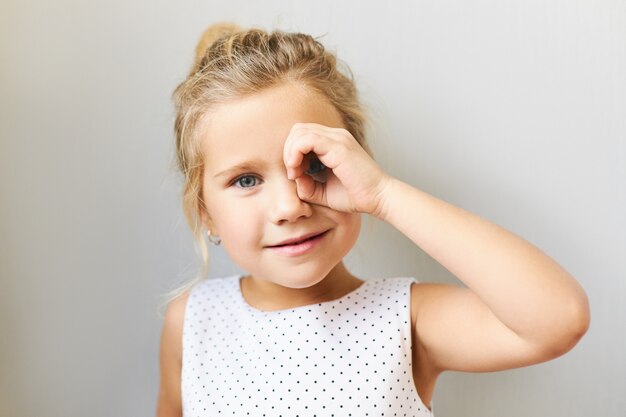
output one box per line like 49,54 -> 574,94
265,230 -> 329,256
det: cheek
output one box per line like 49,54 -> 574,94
339,213 -> 362,244
350,214 -> 362,240
217,207 -> 266,273
208,200 -> 262,243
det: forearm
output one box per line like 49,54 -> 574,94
377,177 -> 590,344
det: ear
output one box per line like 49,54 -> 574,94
199,207 -> 218,235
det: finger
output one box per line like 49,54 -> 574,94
295,176 -> 327,207
285,131 -> 338,173
284,124 -> 339,163
284,124 -> 356,180
291,122 -> 347,138
283,124 -> 307,179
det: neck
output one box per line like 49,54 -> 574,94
240,263 -> 363,312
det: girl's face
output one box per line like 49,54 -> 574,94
199,83 -> 361,289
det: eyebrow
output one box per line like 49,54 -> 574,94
213,160 -> 269,179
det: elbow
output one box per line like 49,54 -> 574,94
568,288 -> 591,342
562,306 -> 590,354
569,293 -> 591,346
543,292 -> 591,359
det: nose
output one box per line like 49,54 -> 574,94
268,176 -> 313,224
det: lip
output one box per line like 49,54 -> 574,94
264,230 -> 329,257
266,230 -> 329,248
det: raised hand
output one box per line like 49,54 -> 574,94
283,122 -> 391,216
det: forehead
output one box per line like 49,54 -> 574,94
200,83 -> 345,173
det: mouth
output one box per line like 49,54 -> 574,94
266,230 -> 329,248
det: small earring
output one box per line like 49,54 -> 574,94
207,230 -> 221,246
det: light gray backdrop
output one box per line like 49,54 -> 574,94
1,0 -> 624,416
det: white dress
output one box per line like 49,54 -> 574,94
182,275 -> 434,416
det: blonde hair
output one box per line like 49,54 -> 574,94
172,22 -> 370,286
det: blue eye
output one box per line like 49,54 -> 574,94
305,157 -> 328,183
233,175 -> 259,188
305,158 -> 326,175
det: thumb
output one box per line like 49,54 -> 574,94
295,176 -> 327,206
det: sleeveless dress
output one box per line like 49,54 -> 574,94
182,275 -> 434,416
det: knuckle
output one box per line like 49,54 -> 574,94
293,123 -> 308,132
304,131 -> 320,140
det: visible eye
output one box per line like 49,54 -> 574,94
305,157 -> 328,183
305,158 -> 326,175
232,174 -> 260,189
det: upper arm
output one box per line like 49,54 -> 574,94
411,282 -> 561,374
156,291 -> 189,417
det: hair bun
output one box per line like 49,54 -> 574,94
193,22 -> 242,71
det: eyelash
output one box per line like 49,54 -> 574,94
229,159 -> 327,189
305,158 -> 326,175
230,174 -> 262,189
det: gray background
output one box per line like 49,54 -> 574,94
1,0 -> 624,416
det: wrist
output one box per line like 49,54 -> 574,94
371,175 -> 400,222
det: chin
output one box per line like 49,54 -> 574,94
271,265 -> 335,289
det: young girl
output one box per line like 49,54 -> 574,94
157,23 -> 590,416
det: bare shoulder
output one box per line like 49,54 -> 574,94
410,281 -> 566,374
410,281 -> 450,309
409,283 -> 458,365
410,281 -> 457,335
161,290 -> 191,362
163,291 -> 191,338
156,290 -> 191,417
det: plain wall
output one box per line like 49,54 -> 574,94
1,0 -> 624,416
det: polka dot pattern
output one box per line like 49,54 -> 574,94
181,276 -> 433,416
